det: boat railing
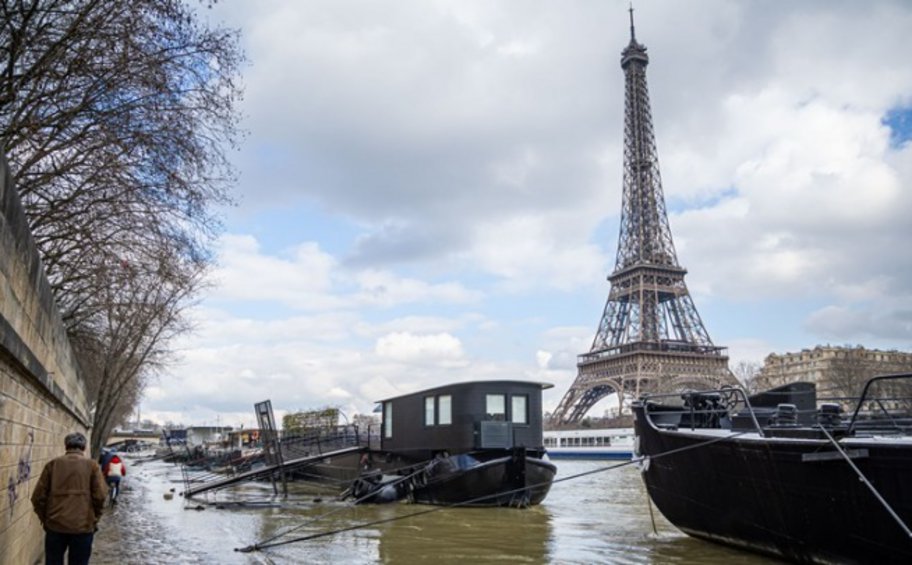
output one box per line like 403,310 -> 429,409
846,373 -> 912,436
640,385 -> 768,437
639,373 -> 912,438
280,424 -> 365,460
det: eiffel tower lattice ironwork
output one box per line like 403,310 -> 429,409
550,10 -> 735,425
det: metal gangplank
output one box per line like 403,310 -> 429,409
182,446 -> 363,498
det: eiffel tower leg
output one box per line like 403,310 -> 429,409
550,375 -> 625,426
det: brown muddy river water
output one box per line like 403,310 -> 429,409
93,456 -> 780,564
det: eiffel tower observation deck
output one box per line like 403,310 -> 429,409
551,10 -> 735,425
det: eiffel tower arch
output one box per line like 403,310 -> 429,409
551,10 -> 735,426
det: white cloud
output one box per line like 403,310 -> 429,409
805,304 -> 912,343
535,350 -> 551,369
471,214 -> 606,291
211,235 -> 343,310
354,269 -> 482,307
210,233 -> 482,311
375,332 -> 466,365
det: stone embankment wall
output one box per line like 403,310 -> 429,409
0,155 -> 90,564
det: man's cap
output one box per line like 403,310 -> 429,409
64,432 -> 87,450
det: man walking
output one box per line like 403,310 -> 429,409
31,432 -> 108,565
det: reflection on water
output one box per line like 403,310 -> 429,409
377,505 -> 551,563
93,457 -> 781,564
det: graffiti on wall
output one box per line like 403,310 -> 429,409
6,431 -> 34,518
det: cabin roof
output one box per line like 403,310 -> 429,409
374,379 -> 553,403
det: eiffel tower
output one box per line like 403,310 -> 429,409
550,10 -> 735,425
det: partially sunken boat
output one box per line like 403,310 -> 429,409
632,373 -> 912,564
350,380 -> 557,507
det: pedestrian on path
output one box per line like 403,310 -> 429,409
103,454 -> 126,504
31,432 -> 108,565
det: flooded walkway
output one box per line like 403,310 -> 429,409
92,456 -> 258,564
91,455 -> 778,564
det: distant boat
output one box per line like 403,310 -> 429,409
349,380 -> 557,507
633,374 -> 912,564
543,428 -> 634,460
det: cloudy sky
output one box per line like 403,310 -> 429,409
141,0 -> 912,428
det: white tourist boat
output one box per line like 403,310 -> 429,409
543,428 -> 635,460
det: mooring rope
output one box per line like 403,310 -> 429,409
236,464 -> 432,552
644,489 -> 658,535
817,425 -> 912,539
236,463 -> 618,553
235,430 -> 747,553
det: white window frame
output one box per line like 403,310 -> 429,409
424,396 -> 435,426
486,394 -> 506,420
438,395 -> 452,425
511,395 -> 528,424
383,401 -> 393,438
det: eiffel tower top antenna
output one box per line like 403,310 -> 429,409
628,2 -> 636,42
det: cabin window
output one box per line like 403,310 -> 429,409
383,401 -> 393,438
424,396 -> 435,426
511,395 -> 528,424
439,395 -> 452,425
486,394 -> 506,420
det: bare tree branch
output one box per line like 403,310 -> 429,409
1,0 -> 244,454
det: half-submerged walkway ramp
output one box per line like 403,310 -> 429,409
182,446 -> 364,498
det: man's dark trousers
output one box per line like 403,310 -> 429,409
45,529 -> 94,565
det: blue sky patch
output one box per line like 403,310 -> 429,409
883,106 -> 912,149
667,186 -> 739,214
230,202 -> 362,257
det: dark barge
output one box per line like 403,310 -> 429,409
354,379 -> 557,507
633,373 -> 912,564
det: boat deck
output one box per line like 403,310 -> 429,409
182,446 -> 363,497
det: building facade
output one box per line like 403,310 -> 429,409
757,346 -> 912,399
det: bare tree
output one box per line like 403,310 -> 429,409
824,347 -> 912,413
732,360 -> 763,394
75,245 -> 206,457
0,0 -> 243,453
822,347 -> 870,403
1,0 -> 241,315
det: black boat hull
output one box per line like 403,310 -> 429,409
633,410 -> 912,564
410,453 -> 556,507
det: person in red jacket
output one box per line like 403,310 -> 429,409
102,454 -> 126,504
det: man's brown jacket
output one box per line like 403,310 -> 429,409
31,449 -> 108,534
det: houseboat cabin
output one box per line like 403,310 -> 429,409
378,380 -> 551,461
358,380 -> 557,507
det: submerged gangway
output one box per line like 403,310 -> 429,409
182,446 -> 364,498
